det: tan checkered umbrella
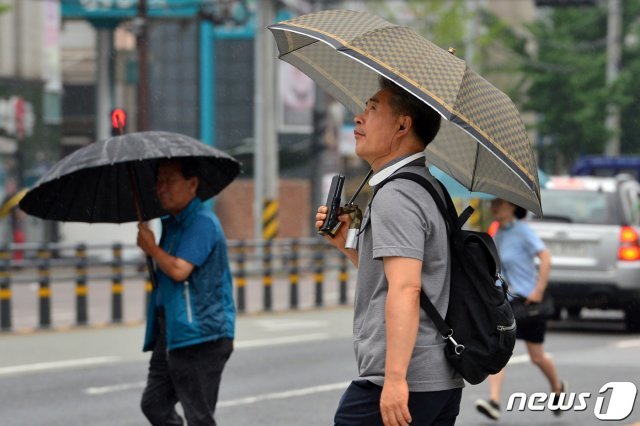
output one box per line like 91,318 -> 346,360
269,9 -> 542,216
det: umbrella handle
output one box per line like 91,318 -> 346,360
126,163 -> 158,289
347,169 -> 373,205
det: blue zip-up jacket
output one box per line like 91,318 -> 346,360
143,198 -> 235,352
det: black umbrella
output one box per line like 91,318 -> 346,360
19,131 -> 241,223
20,131 -> 240,288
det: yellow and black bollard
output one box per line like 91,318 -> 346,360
313,243 -> 325,307
111,243 -> 123,323
144,262 -> 153,317
339,253 -> 349,305
37,244 -> 52,329
262,199 -> 279,240
75,243 -> 88,326
288,239 -> 299,309
234,241 -> 246,313
262,200 -> 278,312
0,245 -> 12,331
262,240 -> 273,312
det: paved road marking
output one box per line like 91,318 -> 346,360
0,337 -> 535,381
85,381 -> 146,395
253,319 -> 330,332
2,334 -> 330,380
84,380 -> 351,402
83,353 -> 536,397
616,339 -> 640,348
509,354 -> 537,364
235,333 -> 330,349
0,356 -> 120,376
218,381 -> 352,408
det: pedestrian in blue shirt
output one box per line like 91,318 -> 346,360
475,198 -> 566,421
137,158 -> 235,426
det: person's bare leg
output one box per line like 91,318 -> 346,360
488,369 -> 506,403
475,369 -> 506,420
526,342 -> 562,392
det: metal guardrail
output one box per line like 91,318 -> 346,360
0,238 -> 354,332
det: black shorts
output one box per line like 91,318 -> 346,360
515,316 -> 547,343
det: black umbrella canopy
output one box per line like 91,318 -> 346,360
20,131 -> 241,223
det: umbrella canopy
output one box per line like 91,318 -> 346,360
19,131 -> 241,223
430,166 -> 550,200
269,9 -> 542,215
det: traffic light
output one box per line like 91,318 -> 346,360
111,108 -> 127,136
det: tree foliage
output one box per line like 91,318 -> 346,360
364,1 -> 640,172
508,1 -> 640,171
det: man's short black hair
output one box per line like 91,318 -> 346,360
379,77 -> 441,147
515,205 -> 528,219
158,157 -> 199,180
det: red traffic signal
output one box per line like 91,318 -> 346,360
111,108 -> 127,136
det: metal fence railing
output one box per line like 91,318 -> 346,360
0,239 -> 356,332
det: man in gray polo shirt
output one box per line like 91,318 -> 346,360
316,78 -> 464,426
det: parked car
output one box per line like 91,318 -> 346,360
528,174 -> 640,332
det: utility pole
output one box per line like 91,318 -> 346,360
464,0 -> 478,67
136,0 -> 150,132
95,23 -> 115,141
253,0 -> 278,241
605,0 -> 622,156
310,0 -> 329,232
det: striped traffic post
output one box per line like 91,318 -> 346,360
288,239 -> 299,309
339,253 -> 349,305
37,244 -> 52,328
0,244 -> 11,331
75,243 -> 88,325
262,239 -> 273,311
262,199 -> 279,240
144,260 -> 153,319
313,243 -> 324,307
235,241 -> 246,313
144,278 -> 153,316
111,243 -> 123,323
262,199 -> 278,312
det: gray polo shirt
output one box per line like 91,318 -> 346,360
353,157 -> 464,392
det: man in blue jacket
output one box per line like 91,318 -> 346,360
137,158 -> 235,426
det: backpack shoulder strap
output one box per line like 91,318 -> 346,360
377,172 -> 457,231
374,171 -> 457,338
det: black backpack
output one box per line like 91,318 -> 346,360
375,172 -> 516,385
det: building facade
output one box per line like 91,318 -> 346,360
0,0 -> 62,243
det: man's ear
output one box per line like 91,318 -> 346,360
398,116 -> 412,133
189,176 -> 199,195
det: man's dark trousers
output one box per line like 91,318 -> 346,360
141,312 -> 233,426
334,380 -> 462,426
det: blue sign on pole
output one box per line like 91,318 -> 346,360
62,0 -> 204,19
